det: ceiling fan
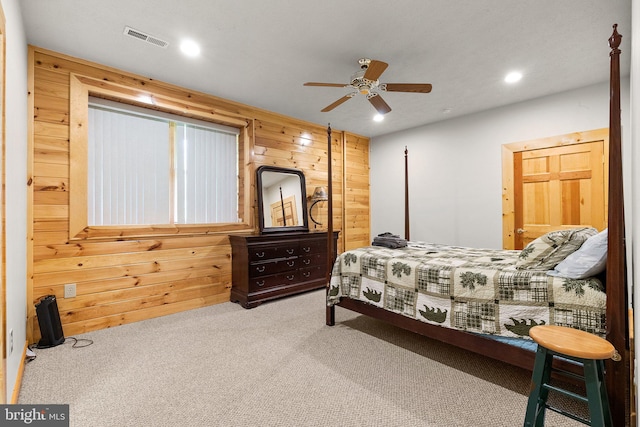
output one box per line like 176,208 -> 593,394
304,58 -> 432,115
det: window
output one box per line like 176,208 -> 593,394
174,123 -> 238,224
88,99 -> 239,226
69,74 -> 253,239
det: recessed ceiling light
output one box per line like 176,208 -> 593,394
505,71 -> 523,83
373,114 -> 384,122
180,39 -> 201,57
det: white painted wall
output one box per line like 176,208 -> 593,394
1,0 -> 28,401
371,79 -> 631,249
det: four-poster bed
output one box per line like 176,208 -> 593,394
325,25 -> 630,426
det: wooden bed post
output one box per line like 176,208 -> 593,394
605,24 -> 629,427
404,146 -> 410,241
326,124 -> 335,326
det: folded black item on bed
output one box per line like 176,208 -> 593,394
372,232 -> 407,248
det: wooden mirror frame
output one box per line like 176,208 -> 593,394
256,166 -> 308,234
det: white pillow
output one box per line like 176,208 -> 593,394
548,229 -> 607,279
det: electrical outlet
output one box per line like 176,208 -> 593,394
9,329 -> 13,355
64,283 -> 76,298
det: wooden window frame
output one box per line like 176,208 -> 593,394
69,74 -> 254,240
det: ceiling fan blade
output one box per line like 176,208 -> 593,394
304,82 -> 348,87
383,83 -> 433,93
321,95 -> 352,112
363,60 -> 388,81
368,95 -> 392,115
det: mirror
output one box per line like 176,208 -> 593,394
256,166 -> 308,234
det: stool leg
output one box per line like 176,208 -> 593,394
524,346 -> 553,427
583,359 -> 613,427
596,360 -> 613,427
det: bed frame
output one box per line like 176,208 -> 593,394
325,25 -> 630,426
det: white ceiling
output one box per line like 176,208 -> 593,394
19,0 -> 632,138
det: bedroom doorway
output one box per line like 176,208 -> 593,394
502,128 -> 608,250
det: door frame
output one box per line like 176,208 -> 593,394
501,128 -> 608,249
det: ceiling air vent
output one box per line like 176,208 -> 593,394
123,26 -> 169,48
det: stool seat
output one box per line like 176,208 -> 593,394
524,325 -> 615,426
529,325 -> 615,360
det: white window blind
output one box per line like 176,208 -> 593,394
88,106 -> 171,225
87,99 -> 239,226
175,123 -> 239,223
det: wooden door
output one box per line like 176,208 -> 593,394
502,129 -> 608,250
270,195 -> 298,227
513,142 -> 606,248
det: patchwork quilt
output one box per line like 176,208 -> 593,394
327,242 -> 606,339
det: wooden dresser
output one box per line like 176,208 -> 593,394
229,231 -> 339,308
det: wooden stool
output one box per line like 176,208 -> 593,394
524,325 -> 616,427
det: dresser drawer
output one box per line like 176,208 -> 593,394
249,271 -> 299,291
299,252 -> 324,268
300,238 -> 327,255
248,243 -> 298,262
299,265 -> 325,281
249,258 -> 298,277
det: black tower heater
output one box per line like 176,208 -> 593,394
35,295 -> 65,348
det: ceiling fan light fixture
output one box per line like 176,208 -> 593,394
350,70 -> 366,86
373,114 -> 384,122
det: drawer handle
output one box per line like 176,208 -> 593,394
256,251 -> 265,258
286,249 -> 295,254
256,266 -> 265,273
286,275 -> 294,281
303,259 -> 311,265
302,271 -> 311,278
256,280 -> 265,287
303,247 -> 311,253
287,261 -> 295,267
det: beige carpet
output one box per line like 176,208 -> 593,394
19,289 -> 587,426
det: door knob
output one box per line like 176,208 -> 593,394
516,228 -> 526,234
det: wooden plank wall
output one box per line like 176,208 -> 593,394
28,46 -> 369,341
343,133 -> 370,250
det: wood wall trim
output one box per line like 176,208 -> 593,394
67,73 -> 255,240
341,131 -> 347,254
9,342 -> 27,404
68,75 -> 88,238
